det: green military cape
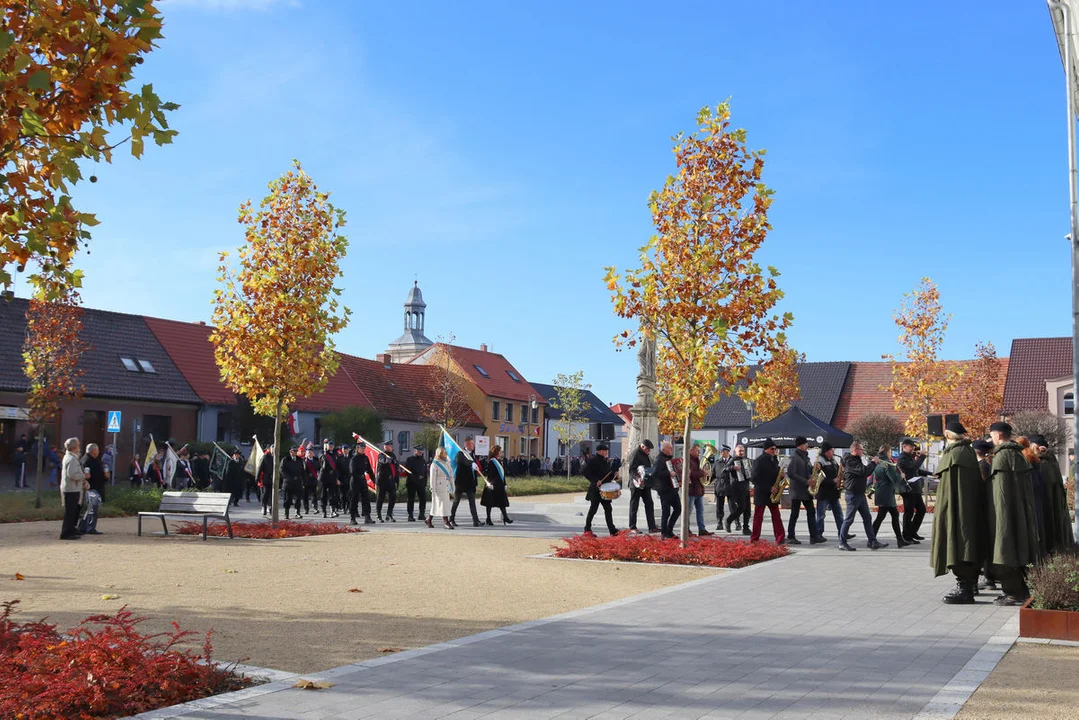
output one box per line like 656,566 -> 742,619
1039,451 -> 1075,554
986,441 -> 1041,569
930,439 -> 985,577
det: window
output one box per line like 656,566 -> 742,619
492,401 -> 500,420
558,440 -> 567,457
314,418 -> 322,443
398,431 -> 410,456
506,404 -> 513,422
1066,392 -> 1075,416
121,357 -> 140,372
506,370 -> 521,383
520,437 -> 528,455
383,429 -> 393,444
137,359 -> 157,373
531,407 -> 538,424
474,364 -> 490,378
521,405 -> 528,424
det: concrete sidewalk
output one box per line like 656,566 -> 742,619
135,530 -> 1017,720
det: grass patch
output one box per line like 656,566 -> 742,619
0,487 -> 163,524
506,476 -> 590,497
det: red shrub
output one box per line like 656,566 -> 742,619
174,520 -> 364,539
553,533 -> 788,568
0,600 -> 250,720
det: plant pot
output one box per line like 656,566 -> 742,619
1019,597 -> 1079,641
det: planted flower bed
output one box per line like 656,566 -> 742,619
553,533 -> 788,568
0,600 -> 250,720
175,520 -> 364,539
1020,550 -> 1079,641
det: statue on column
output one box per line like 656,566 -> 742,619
625,325 -> 659,484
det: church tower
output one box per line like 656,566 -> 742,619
387,281 -> 433,362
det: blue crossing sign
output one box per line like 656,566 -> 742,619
107,410 -> 122,433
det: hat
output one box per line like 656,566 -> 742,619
819,442 -> 833,454
762,438 -> 776,450
989,421 -> 1012,434
721,444 -> 731,452
901,438 -> 917,447
413,445 -> 424,451
794,436 -> 808,447
357,441 -> 366,448
325,438 -> 335,445
231,448 -> 243,457
946,420 -> 966,435
1030,434 -> 1048,447
383,440 -> 393,447
641,439 -> 654,450
596,443 -> 609,452
972,440 -> 993,454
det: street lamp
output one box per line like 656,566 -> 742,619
1046,0 -> 1079,544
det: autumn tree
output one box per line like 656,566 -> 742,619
606,103 -> 791,545
1,2 -> 177,295
739,342 -> 803,423
22,286 -> 88,508
549,371 -> 592,478
418,337 -> 476,430
211,161 -> 350,525
883,278 -> 961,438
848,413 -> 905,457
954,341 -> 1004,436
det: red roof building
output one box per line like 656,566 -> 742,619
1002,337 -> 1073,413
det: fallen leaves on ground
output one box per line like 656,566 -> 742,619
348,588 -> 362,593
293,679 -> 334,690
174,521 -> 365,539
101,594 -> 119,600
553,533 -> 788,568
376,647 -> 403,653
13,573 -> 24,581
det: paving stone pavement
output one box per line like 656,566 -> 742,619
134,521 -> 1019,720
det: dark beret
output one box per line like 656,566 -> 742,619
972,440 -> 993,454
642,439 -> 654,449
989,421 -> 1012,434
596,443 -> 609,452
946,420 -> 966,435
901,438 -> 918,447
1030,434 -> 1047,447
819,442 -> 833,453
762,438 -> 777,450
794,436 -> 808,447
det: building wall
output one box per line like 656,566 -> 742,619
542,419 -> 624,459
0,392 -> 198,479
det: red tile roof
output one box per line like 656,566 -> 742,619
424,344 -> 545,403
1002,337 -> 1073,413
339,354 -> 483,426
145,315 -> 373,412
832,359 -> 1010,431
610,403 -> 634,424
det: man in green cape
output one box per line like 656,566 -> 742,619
986,421 -> 1041,606
1032,434 -> 1075,554
931,421 -> 985,604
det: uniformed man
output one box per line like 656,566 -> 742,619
986,421 -> 1041,605
301,445 -> 319,515
259,446 -> 275,516
376,441 -> 400,522
280,446 -> 304,520
319,440 -> 341,518
972,439 -> 998,593
583,443 -> 618,536
931,421 -> 985,604
403,445 -> 428,522
349,441 -> 375,525
897,439 -> 929,544
451,436 -> 482,528
337,444 -> 352,516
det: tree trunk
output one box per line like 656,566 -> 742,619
680,415 -> 692,547
34,427 -> 45,509
271,399 -> 282,526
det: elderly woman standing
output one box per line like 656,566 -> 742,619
60,438 -> 87,540
426,447 -> 455,529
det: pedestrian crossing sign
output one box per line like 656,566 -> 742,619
107,410 -> 122,433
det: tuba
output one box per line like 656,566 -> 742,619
809,461 -> 824,497
701,445 -> 716,487
769,463 -> 789,504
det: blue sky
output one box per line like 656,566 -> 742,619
16,1 -> 1073,406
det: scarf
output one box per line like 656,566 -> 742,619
491,458 -> 505,483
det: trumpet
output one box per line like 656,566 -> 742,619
769,465 -> 788,504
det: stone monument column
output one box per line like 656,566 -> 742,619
624,328 -> 659,484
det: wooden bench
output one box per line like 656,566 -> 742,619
138,491 -> 234,541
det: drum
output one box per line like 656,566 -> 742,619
599,481 -> 622,500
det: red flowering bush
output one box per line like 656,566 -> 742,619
554,533 -> 788,568
174,520 -> 364,539
0,600 -> 250,720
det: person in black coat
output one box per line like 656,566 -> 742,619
583,443 -> 618,536
749,439 -> 785,544
838,441 -> 885,551
319,440 -> 342,518
480,445 -> 512,525
897,439 -> 929,543
651,441 -> 680,539
724,445 -> 752,535
785,437 -> 823,545
226,449 -> 247,506
301,447 -> 319,514
376,441 -> 401,522
627,440 -> 658,533
403,446 -> 428,522
280,446 -> 304,520
337,445 -> 353,516
451,436 -> 483,528
349,442 -> 375,525
258,448 -> 275,516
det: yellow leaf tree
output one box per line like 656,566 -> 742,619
1,1 -> 178,295
22,284 -> 88,508
606,103 -> 791,544
954,341 -> 1004,436
883,277 -> 961,438
211,161 -> 351,524
739,342 -> 803,424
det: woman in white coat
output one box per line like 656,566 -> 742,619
425,447 -> 455,529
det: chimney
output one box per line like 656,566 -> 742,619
377,353 -> 392,366
479,343 -> 488,353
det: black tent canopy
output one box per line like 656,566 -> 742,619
737,406 -> 854,448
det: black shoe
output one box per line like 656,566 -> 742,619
388,515 -> 396,523
912,533 -> 925,541
838,542 -> 856,551
943,580 -> 976,604
741,527 -> 750,536
905,537 -> 921,544
323,512 -> 328,518
994,594 -> 1027,607
809,536 -> 827,545
785,537 -> 802,545
59,534 -> 81,540
724,520 -> 732,533
349,519 -> 358,526
364,517 -> 374,524
85,530 -> 103,535
979,578 -> 998,591
473,520 -> 484,527
868,540 -> 888,550
485,519 -> 494,526
897,538 -> 910,547
502,516 -> 514,525
408,516 -> 416,522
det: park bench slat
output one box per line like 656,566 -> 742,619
138,491 -> 234,541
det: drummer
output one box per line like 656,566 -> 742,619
584,443 -> 620,536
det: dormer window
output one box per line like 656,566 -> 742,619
121,357 -> 140,372
122,357 -> 158,374
474,364 -> 489,378
506,370 -> 521,382
138,359 -> 156,374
